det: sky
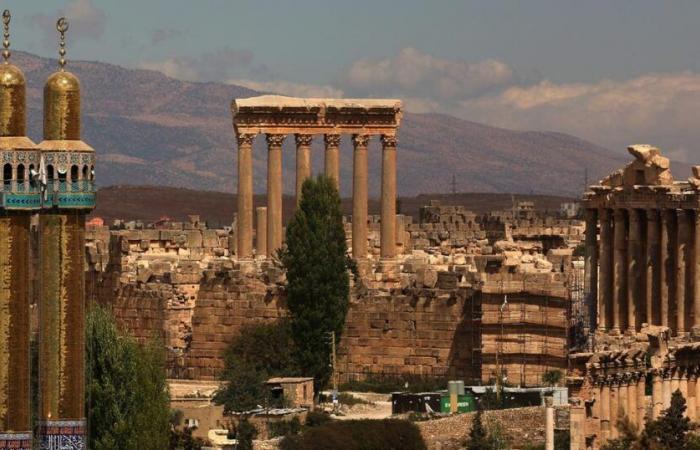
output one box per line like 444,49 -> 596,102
5,0 -> 700,163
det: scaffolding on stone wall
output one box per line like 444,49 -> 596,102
568,261 -> 587,352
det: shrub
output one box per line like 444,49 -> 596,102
235,419 -> 258,450
339,374 -> 448,394
268,417 -> 302,438
305,410 -> 332,428
280,419 -> 427,450
213,321 -> 298,413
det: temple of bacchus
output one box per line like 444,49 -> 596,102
569,145 -> 700,449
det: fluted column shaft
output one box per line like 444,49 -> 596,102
680,370 -> 689,416
689,373 -> 698,422
599,209 -> 613,331
652,371 -> 664,419
647,210 -> 660,326
664,370 -> 673,409
352,134 -> 369,259
236,133 -> 255,258
584,209 -> 599,329
636,375 -> 646,431
324,134 -> 341,190
661,210 -> 672,328
613,209 -> 628,332
601,381 -> 611,441
628,209 -> 643,331
617,378 -> 628,431
295,134 -> 312,204
610,380 -> 619,438
627,376 -> 637,428
266,134 -> 284,256
380,135 -> 397,259
678,210 -> 691,333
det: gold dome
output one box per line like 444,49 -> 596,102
0,62 -> 26,137
43,70 -> 80,141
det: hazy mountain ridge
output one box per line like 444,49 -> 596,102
11,51 -> 659,197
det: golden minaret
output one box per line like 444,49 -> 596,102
0,9 -> 35,450
37,17 -> 95,449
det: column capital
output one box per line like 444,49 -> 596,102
324,133 -> 341,147
266,133 -> 286,148
294,133 -> 313,147
237,133 -> 256,146
381,134 -> 398,148
352,134 -> 370,147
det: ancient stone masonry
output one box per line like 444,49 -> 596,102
87,200 -> 581,385
569,145 -> 700,449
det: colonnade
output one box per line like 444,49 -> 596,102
586,208 -> 700,334
592,372 -> 647,441
235,132 -> 397,259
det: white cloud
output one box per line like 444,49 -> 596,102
138,48 -> 255,82
227,79 -> 344,98
29,0 -> 106,47
452,72 -> 700,162
340,47 -> 516,100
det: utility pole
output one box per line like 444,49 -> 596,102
328,331 -> 338,409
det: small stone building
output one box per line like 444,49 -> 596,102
266,377 -> 314,408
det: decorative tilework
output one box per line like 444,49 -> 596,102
0,432 -> 32,450
38,420 -> 85,450
0,193 -> 42,210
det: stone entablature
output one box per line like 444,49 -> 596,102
233,96 -> 402,136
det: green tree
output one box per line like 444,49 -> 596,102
86,305 -> 170,450
641,390 -> 691,450
235,419 -> 258,450
214,321 -> 298,413
279,175 -> 354,391
601,415 -> 640,450
465,408 -> 489,450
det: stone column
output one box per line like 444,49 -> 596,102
610,379 -> 619,438
266,134 -> 285,256
661,210 -> 672,328
545,396 -> 554,450
295,134 -> 313,204
255,206 -> 267,257
637,374 -> 646,431
647,210 -> 660,326
613,209 -> 628,333
688,370 -> 697,422
652,370 -> 664,419
380,135 -> 397,259
601,380 -> 611,441
236,133 -> 255,258
627,375 -> 637,428
585,209 -> 599,329
599,209 -> 613,331
352,134 -> 369,259
680,369 -> 689,416
664,369 -> 673,409
628,209 -> 642,332
569,399 -> 585,450
618,377 -> 628,429
324,134 -> 341,190
695,212 -> 700,331
678,210 -> 691,334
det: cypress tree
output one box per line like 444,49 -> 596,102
280,175 -> 354,391
465,408 -> 488,450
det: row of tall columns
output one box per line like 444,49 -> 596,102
587,208 -> 700,334
236,132 -> 397,260
596,374 -> 646,444
650,369 -> 700,421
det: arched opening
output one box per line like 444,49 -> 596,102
28,164 -> 35,189
70,165 -> 78,182
90,165 -> 94,181
58,168 -> 67,192
47,165 -> 55,192
82,165 -> 88,179
2,163 -> 11,191
16,164 -> 25,191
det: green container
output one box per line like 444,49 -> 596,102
440,394 -> 475,413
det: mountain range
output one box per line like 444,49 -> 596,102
12,51 -> 690,198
